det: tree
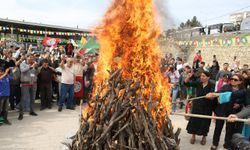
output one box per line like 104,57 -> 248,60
190,16 -> 202,27
179,16 -> 202,29
179,22 -> 185,29
186,19 -> 191,27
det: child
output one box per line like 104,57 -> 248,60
0,67 -> 15,125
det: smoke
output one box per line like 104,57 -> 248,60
154,0 -> 174,31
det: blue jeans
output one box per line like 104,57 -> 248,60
59,83 -> 74,107
171,86 -> 179,112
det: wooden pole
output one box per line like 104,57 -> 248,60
186,96 -> 208,101
174,95 -> 208,105
79,99 -> 83,124
171,112 -> 247,123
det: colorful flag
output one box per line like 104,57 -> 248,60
41,37 -> 60,48
78,48 -> 96,55
71,39 -> 78,47
84,37 -> 100,49
81,36 -> 87,45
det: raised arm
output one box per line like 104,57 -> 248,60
184,72 -> 199,87
0,68 -> 10,80
20,61 -> 30,73
236,105 -> 250,118
60,61 -> 65,69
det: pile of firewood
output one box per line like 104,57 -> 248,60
69,70 -> 180,150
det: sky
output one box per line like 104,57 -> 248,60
0,0 -> 250,30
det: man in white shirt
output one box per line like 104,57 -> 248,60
13,47 -> 21,59
58,58 -> 75,112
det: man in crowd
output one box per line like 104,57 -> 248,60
38,59 -> 57,110
58,58 -> 75,112
0,67 -> 15,125
216,63 -> 232,81
193,50 -> 202,70
243,64 -> 249,71
65,41 -> 74,57
9,64 -> 21,110
83,61 -> 95,103
194,61 -> 206,79
19,54 -> 38,120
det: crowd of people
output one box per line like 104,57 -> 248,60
161,50 -> 250,150
1,39 -> 250,149
0,41 -> 96,124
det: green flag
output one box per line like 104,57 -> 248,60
84,37 -> 100,49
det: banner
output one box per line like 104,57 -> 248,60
41,37 -> 60,48
177,34 -> 250,47
74,76 -> 83,98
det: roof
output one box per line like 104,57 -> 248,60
0,17 -> 90,32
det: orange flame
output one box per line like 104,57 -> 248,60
88,0 -> 171,127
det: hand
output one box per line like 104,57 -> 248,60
85,81 -> 90,87
245,119 -> 250,125
227,114 -> 238,122
233,103 -> 240,109
5,68 -> 10,74
206,93 -> 218,98
12,67 -> 17,73
21,55 -> 27,60
32,62 -> 37,68
169,83 -> 174,88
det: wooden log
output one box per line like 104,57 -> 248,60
112,121 -> 130,140
108,69 -> 122,81
70,68 -> 179,150
137,105 -> 157,150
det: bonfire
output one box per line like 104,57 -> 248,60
69,0 -> 180,149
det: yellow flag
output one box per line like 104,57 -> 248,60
81,36 -> 87,45
232,38 -> 236,46
246,35 -> 250,44
219,39 -> 223,46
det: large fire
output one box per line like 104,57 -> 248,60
84,0 -> 171,127
72,0 -> 179,149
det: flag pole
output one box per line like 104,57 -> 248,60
171,112 -> 247,123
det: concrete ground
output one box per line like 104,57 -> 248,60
171,114 -> 225,150
0,104 -> 225,150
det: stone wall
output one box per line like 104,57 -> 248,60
185,45 -> 250,67
159,33 -> 250,67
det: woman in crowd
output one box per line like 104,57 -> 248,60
166,65 -> 180,112
184,71 -> 216,145
211,74 -> 245,150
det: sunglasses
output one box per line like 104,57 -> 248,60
230,78 -> 240,82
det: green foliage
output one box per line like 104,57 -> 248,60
179,16 -> 202,29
